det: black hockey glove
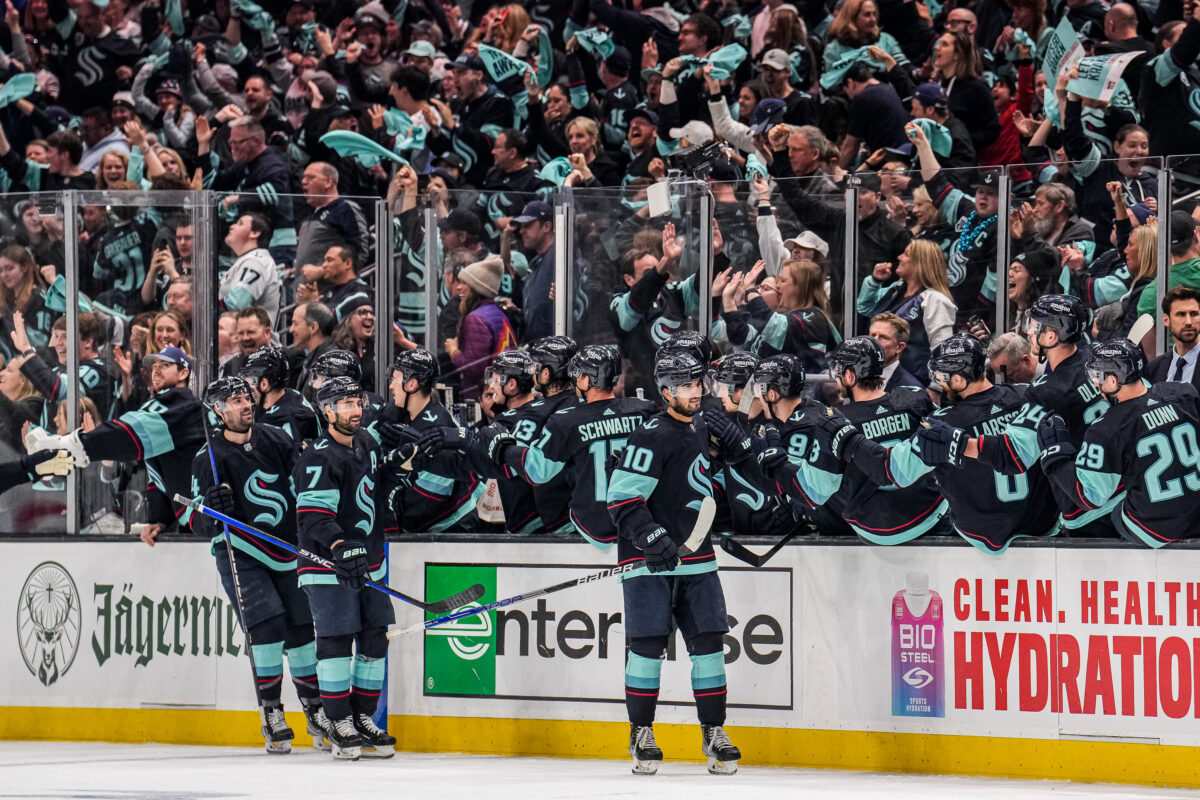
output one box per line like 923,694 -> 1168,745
376,422 -> 407,450
331,540 -> 370,589
476,425 -> 517,465
203,483 -> 237,516
914,418 -> 967,468
757,445 -> 787,476
765,498 -> 798,537
705,412 -> 754,465
814,407 -> 863,462
1037,413 -> 1076,471
634,524 -> 679,573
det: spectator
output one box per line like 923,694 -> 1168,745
331,303 -> 376,393
221,212 -> 283,328
987,331 -> 1041,384
437,208 -> 487,264
0,244 -> 51,360
165,277 -> 193,324
870,312 -> 922,391
824,0 -> 909,72
908,82 -> 977,172
446,255 -> 516,400
841,62 -> 911,167
148,310 -> 192,355
0,128 -> 96,191
1147,287 -> 1200,387
78,107 -> 131,173
931,31 -> 1000,149
0,355 -> 42,451
94,151 -> 130,190
295,162 -> 370,280
511,200 -> 557,341
738,258 -> 841,372
297,246 -> 372,323
222,307 -> 273,378
289,302 -> 337,391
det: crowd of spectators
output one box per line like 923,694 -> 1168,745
2,0 -> 1200,532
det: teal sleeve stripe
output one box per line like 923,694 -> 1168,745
118,409 -> 175,458
856,277 -> 889,316
940,187 -> 966,220
1154,51 -> 1181,87
761,313 -> 788,349
1062,491 -> 1123,530
223,285 -> 255,311
610,294 -> 643,331
524,447 -> 565,484
286,641 -> 317,675
416,471 -> 455,495
297,488 -> 340,512
1004,419 -> 1041,467
369,562 -> 388,582
298,573 -> 339,587
626,651 -> 664,688
427,482 -> 486,532
888,440 -> 934,487
618,560 -> 718,581
1092,275 -> 1128,305
251,642 -> 285,675
607,469 -> 659,503
682,273 -> 700,317
795,463 -> 842,504
852,499 -> 948,544
1120,508 -> 1168,549
213,534 -> 296,572
1078,467 -> 1122,508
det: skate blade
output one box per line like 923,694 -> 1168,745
360,744 -> 395,759
312,734 -> 332,752
331,744 -> 361,761
264,740 -> 292,755
707,756 -> 738,775
631,758 -> 661,775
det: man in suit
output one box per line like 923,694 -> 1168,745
871,313 -> 923,391
1147,286 -> 1200,387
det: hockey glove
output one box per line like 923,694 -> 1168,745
634,524 -> 679,573
203,483 -> 237,516
1037,413 -> 1076,471
914,418 -> 966,468
376,422 -> 407,450
22,449 -> 73,479
331,540 -> 371,589
815,407 -> 863,462
757,446 -> 787,476
476,425 -> 517,465
705,412 -> 754,465
765,498 -> 798,537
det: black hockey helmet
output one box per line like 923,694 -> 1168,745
528,336 -> 578,382
311,349 -> 363,382
654,350 -> 706,395
928,334 -> 987,383
239,345 -> 290,389
1086,339 -> 1146,388
203,376 -> 253,409
485,349 -> 535,393
831,336 -> 885,380
712,351 -> 759,389
1028,293 -> 1086,344
316,375 -> 365,410
753,354 -> 805,399
657,329 -> 712,365
569,344 -> 622,390
392,347 -> 439,392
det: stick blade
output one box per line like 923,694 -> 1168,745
424,583 -> 486,614
681,496 -> 718,554
1127,314 -> 1153,347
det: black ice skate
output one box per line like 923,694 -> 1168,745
354,713 -> 396,759
301,700 -> 332,752
629,724 -> 663,775
328,716 -> 363,761
259,704 -> 294,754
701,725 -> 740,775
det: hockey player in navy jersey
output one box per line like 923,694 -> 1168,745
480,345 -> 657,547
1037,340 -> 1200,547
827,337 -> 949,544
294,376 -> 396,761
916,294 -> 1111,534
240,346 -> 319,443
606,350 -> 741,776
828,335 -> 1060,553
303,349 -> 385,426
473,350 -> 544,535
26,346 -> 205,531
187,377 -> 325,754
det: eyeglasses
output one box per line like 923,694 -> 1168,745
353,308 -> 375,317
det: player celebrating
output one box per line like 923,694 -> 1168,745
240,345 -> 319,443
294,376 -> 396,761
187,377 -> 325,753
304,349 -> 385,425
1037,340 -> 1200,547
606,350 -> 740,776
474,350 -> 543,535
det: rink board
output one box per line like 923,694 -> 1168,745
3,539 -> 1200,787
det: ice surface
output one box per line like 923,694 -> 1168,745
0,742 -> 1195,800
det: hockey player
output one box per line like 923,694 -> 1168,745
0,449 -> 73,493
1037,340 -> 1200,547
240,346 -> 319,443
481,345 -> 657,547
382,349 -> 483,533
26,346 -> 206,532
829,335 -> 1060,553
606,350 -> 740,776
303,349 -> 385,425
475,350 -> 543,535
188,377 -> 325,753
916,294 -> 1110,533
827,337 -> 949,544
294,376 -> 396,761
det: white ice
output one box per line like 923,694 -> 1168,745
0,742 -> 1196,800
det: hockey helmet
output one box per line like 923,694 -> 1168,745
316,375 -> 365,410
928,334 -> 987,384
1027,293 -> 1086,345
239,345 -> 290,389
528,336 -> 579,382
311,349 -> 363,382
485,350 -> 536,393
392,348 -> 439,391
654,350 -> 706,395
569,344 -> 622,390
657,329 -> 712,366
831,336 -> 885,380
1086,339 -> 1146,389
752,354 -> 805,399
203,376 -> 253,410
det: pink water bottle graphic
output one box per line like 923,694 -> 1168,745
891,572 -> 944,717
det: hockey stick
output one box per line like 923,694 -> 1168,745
719,528 -> 799,567
1127,314 -> 1153,347
385,494 -> 720,640
175,495 -> 484,613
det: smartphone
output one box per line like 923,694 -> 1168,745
967,314 -> 991,337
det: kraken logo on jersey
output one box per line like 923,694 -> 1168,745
422,410 -> 439,423
243,470 -> 287,527
686,453 -> 713,510
74,46 -> 104,87
355,476 -> 376,537
650,317 -> 683,345
728,466 -> 765,511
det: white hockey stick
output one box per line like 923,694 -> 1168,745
1127,313 -> 1153,346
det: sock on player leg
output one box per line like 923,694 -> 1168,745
248,617 -> 288,705
625,636 -> 668,726
315,635 -> 354,721
284,629 -> 320,702
689,650 -> 727,726
350,627 -> 387,716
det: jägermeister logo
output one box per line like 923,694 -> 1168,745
18,561 -> 82,686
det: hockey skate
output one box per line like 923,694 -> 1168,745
701,725 -> 740,775
328,716 -> 363,761
259,704 -> 294,754
354,713 -> 396,759
301,701 -> 332,752
628,724 -> 663,775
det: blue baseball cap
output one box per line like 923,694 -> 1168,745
749,97 -> 787,136
907,82 -> 948,108
513,200 -> 553,224
143,346 -> 192,371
